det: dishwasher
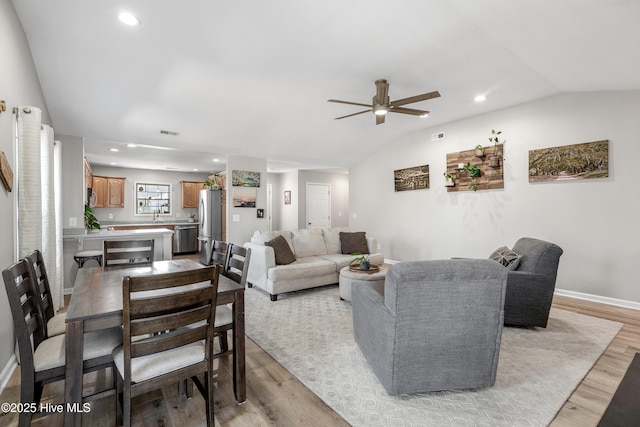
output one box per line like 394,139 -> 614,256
173,224 -> 198,254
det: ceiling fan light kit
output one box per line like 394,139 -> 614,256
328,79 -> 440,125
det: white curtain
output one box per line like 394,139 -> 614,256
16,106 -> 63,311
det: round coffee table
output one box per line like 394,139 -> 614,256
339,265 -> 388,302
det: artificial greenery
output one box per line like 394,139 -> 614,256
443,171 -> 455,185
84,203 -> 101,231
350,253 -> 371,270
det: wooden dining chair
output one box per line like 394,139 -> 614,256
104,239 -> 154,267
25,249 -> 65,338
114,264 -> 220,427
3,259 -> 122,427
214,244 -> 251,358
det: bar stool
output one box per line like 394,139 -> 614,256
73,249 -> 103,268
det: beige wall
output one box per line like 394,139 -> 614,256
0,0 -> 52,388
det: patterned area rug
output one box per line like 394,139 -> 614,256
245,285 -> 622,427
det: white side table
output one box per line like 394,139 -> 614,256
339,265 -> 388,302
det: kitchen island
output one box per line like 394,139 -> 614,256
62,228 -> 174,291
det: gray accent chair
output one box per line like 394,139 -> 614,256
504,237 -> 563,328
352,259 -> 508,395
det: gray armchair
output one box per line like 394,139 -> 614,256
504,237 -> 563,327
352,259 -> 508,395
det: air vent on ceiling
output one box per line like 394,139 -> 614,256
431,132 -> 445,141
160,130 -> 180,136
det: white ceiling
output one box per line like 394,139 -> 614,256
12,0 -> 640,174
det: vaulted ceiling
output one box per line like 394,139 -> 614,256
12,0 -> 640,174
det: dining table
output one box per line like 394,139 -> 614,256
63,259 -> 246,427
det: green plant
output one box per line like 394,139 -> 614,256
475,144 -> 483,150
84,203 -> 101,231
443,171 -> 455,186
462,162 -> 481,191
489,129 -> 502,155
204,173 -> 222,189
350,253 -> 371,270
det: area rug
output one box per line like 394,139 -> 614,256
244,286 -> 623,427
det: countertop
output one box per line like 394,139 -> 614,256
63,228 -> 175,240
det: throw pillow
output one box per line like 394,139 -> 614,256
489,246 -> 523,270
339,231 -> 369,255
265,235 -> 296,265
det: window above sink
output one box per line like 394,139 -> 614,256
135,182 -> 171,216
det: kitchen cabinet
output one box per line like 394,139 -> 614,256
92,175 -> 125,208
181,181 -> 205,208
83,158 -> 93,203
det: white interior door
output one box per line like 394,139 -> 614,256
306,183 -> 331,228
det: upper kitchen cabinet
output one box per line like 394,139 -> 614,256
93,175 -> 125,208
181,181 -> 205,208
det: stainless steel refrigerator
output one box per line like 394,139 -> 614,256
198,189 -> 222,265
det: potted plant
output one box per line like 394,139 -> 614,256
474,144 -> 485,157
462,162 -> 481,191
84,203 -> 101,232
443,171 -> 455,187
350,253 -> 371,271
488,129 -> 502,167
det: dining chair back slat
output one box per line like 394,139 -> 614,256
25,250 -> 55,326
104,239 -> 154,267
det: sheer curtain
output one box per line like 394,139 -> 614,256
16,106 -> 63,310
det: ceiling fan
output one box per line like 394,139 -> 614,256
328,79 -> 441,125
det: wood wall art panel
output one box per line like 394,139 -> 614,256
445,144 -> 504,192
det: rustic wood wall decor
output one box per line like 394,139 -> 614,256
394,164 -> 430,191
0,150 -> 13,192
528,140 -> 608,182
445,145 -> 504,192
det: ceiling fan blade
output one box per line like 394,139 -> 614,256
376,114 -> 386,125
374,79 -> 389,106
389,106 -> 430,116
327,99 -> 373,108
390,90 -> 441,107
334,109 -> 372,120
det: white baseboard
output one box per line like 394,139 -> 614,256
555,288 -> 640,311
0,354 -> 17,396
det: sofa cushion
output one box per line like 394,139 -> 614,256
321,226 -> 350,254
266,235 -> 296,265
489,246 -> 523,270
340,231 -> 369,254
268,257 -> 337,281
251,230 -> 295,255
291,228 -> 328,258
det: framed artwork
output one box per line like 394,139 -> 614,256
257,208 -> 264,218
528,140 -> 609,182
233,187 -> 257,207
394,165 -> 429,192
0,151 -> 13,192
284,190 -> 291,205
232,170 -> 260,187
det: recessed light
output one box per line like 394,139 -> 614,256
213,158 -> 220,162
109,162 -> 117,165
118,12 -> 141,26
474,95 -> 487,102
126,143 -> 137,148
420,113 -> 429,118
109,148 -> 119,152
193,168 -> 199,171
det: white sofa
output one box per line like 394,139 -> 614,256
244,227 -> 384,301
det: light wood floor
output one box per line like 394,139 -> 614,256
1,292 -> 638,426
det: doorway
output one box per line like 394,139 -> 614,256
306,182 -> 331,228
